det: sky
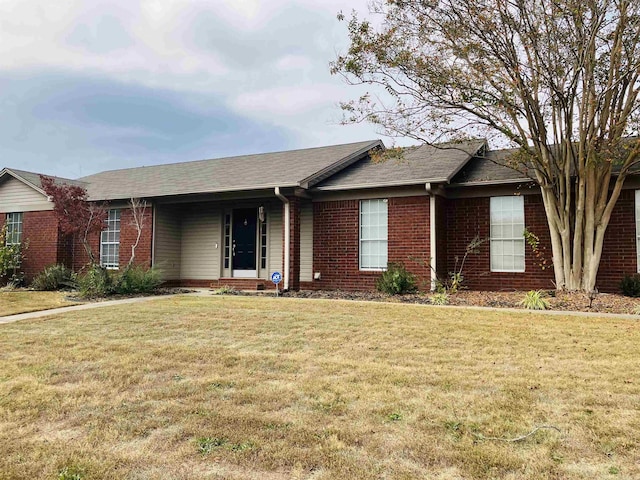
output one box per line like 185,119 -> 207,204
0,0 -> 397,179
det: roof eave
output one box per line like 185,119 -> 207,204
86,182 -> 302,201
314,178 -> 449,192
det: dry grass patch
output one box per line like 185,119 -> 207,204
1,296 -> 639,479
0,289 -> 79,316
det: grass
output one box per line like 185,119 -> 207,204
0,289 -> 79,317
0,296 -> 639,479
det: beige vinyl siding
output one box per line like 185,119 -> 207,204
268,204 -> 283,276
300,201 -> 313,282
154,206 -> 182,280
180,207 -> 221,280
0,177 -> 52,212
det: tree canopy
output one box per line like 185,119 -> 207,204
332,0 -> 640,291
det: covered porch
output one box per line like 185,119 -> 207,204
151,189 -> 313,291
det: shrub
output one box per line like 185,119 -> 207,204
620,274 -> 640,297
213,285 -> 237,295
376,263 -> 417,295
430,292 -> 449,305
77,265 -> 114,298
114,266 -> 162,294
520,290 -> 549,310
31,264 -> 77,291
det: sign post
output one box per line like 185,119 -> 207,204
271,271 -> 282,297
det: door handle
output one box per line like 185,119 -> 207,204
232,243 -> 236,257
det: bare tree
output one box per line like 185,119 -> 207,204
332,0 -> 640,292
126,198 -> 148,269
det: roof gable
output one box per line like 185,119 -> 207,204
315,139 -> 486,190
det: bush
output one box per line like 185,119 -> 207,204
430,292 -> 449,305
78,265 -> 114,298
620,274 -> 640,297
375,263 -> 417,295
31,264 -> 77,291
77,265 -> 162,298
114,266 -> 162,294
520,290 -> 549,310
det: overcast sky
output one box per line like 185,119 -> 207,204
0,0 -> 399,179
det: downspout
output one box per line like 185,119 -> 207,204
275,187 -> 290,291
425,183 -> 437,291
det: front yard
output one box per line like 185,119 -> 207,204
0,290 -> 78,317
0,296 -> 638,479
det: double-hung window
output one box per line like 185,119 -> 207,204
360,199 -> 388,270
490,196 -> 525,272
100,209 -> 121,269
5,212 -> 23,246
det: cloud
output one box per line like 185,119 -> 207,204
0,0 -> 396,178
0,71 -> 292,178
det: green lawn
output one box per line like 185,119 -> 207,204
0,290 -> 79,317
0,296 -> 638,479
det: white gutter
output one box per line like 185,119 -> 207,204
425,183 -> 437,291
275,187 -> 290,290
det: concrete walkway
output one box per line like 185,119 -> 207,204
0,291 -> 207,325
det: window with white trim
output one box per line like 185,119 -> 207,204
360,199 -> 388,270
100,209 -> 121,269
490,196 -> 525,272
636,191 -> 640,272
5,212 -> 23,246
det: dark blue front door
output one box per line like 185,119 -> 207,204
232,208 -> 257,271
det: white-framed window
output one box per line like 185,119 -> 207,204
5,212 -> 23,246
100,209 -> 121,269
360,199 -> 388,270
490,196 -> 525,272
636,191 -> 640,272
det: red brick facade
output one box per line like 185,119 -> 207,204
444,191 -> 638,293
19,211 -> 63,281
310,196 -> 431,291
4,189 -> 639,293
71,206 -> 154,272
444,194 -> 555,291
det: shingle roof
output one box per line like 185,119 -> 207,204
450,148 -> 532,185
79,140 -> 382,200
314,140 -> 486,190
0,168 -> 86,194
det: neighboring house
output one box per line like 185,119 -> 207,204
0,139 -> 638,292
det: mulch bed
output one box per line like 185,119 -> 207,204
277,289 -> 640,315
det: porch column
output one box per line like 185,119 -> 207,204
286,196 -> 301,291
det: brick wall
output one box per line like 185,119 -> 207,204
597,189 -> 637,291
71,205 -> 153,272
286,196 -> 301,291
20,211 -> 61,281
310,196 -> 431,291
445,194 -> 555,291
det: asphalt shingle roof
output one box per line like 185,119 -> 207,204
450,148 -> 532,185
79,140 -> 381,200
0,168 -> 86,193
315,140 -> 486,190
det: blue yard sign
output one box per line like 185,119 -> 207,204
271,271 -> 282,297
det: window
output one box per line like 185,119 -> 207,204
100,209 -> 121,269
5,212 -> 23,245
224,213 -> 231,269
360,199 -> 388,270
490,196 -> 525,272
260,211 -> 268,270
636,191 -> 640,272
